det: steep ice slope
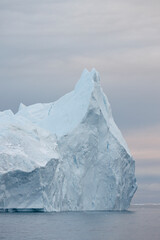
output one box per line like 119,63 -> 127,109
56,69 -> 136,210
0,68 -> 137,211
17,69 -> 129,154
16,69 -> 94,138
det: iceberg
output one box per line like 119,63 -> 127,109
0,68 -> 137,211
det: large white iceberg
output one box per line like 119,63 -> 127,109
0,69 -> 137,211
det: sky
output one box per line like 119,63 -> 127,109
0,0 -> 160,203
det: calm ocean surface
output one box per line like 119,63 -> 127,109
0,205 -> 160,240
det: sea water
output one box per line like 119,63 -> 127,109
0,205 -> 160,240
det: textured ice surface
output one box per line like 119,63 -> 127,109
0,69 -> 137,211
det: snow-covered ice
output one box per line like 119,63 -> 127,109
0,69 -> 137,211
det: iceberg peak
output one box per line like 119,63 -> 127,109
75,68 -> 100,91
18,103 -> 26,111
90,68 -> 100,83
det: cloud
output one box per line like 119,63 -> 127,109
133,182 -> 160,203
0,0 -> 160,131
124,123 -> 160,203
124,124 -> 160,160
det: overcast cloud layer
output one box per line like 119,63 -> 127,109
0,0 -> 160,203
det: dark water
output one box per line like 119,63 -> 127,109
0,205 -> 160,240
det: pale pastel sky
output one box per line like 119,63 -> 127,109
0,0 -> 160,203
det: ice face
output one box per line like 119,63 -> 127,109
0,116 -> 59,173
0,68 -> 137,211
